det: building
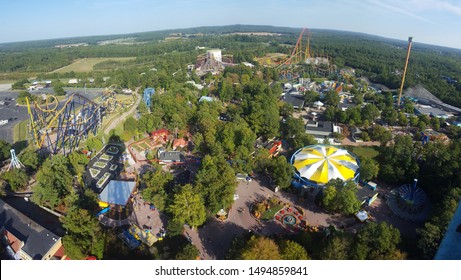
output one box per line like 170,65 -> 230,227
68,79 -> 78,84
305,121 -> 342,143
0,199 -> 63,260
150,129 -> 169,140
157,148 -> 185,163
172,138 -> 188,150
356,185 -> 379,206
98,180 -> 136,207
282,92 -> 305,109
435,200 -> 461,260
350,127 -> 362,142
414,105 -> 454,119
290,145 -> 360,188
199,96 -> 214,102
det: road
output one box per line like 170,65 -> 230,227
103,88 -> 141,135
183,174 -> 418,260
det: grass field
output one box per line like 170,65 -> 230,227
51,57 -> 135,74
261,204 -> 284,220
351,146 -> 380,159
13,120 -> 28,143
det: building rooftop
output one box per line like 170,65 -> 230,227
99,180 -> 136,206
0,199 -> 61,260
356,186 -> 378,204
158,151 -> 185,162
199,96 -> 214,102
435,200 -> 461,260
282,92 -> 305,109
415,105 -> 454,118
306,121 -> 334,133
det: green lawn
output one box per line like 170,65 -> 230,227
139,142 -> 150,150
350,146 -> 380,159
260,204 -> 284,220
13,120 -> 28,143
51,57 -> 135,73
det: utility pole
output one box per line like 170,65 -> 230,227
397,37 -> 413,106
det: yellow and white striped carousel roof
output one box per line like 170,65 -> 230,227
292,145 -> 359,184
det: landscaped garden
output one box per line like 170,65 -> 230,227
252,196 -> 286,220
97,172 -> 111,189
106,145 -> 120,155
100,154 -> 114,161
89,168 -> 100,178
110,164 -> 118,171
94,161 -> 108,169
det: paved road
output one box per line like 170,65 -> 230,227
184,174 -> 418,260
103,88 -> 140,135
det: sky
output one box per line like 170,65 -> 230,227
1,0 -> 461,49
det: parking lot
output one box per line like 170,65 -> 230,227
0,88 -> 103,144
0,91 -> 30,143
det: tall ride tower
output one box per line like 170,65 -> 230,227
8,149 -> 24,171
397,37 -> 413,106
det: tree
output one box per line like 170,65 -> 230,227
325,90 -> 340,106
53,80 -> 65,96
430,117 -> 440,130
68,151 -> 89,176
322,179 -> 361,215
320,234 -> 351,260
141,168 -> 173,211
268,156 -> 293,189
381,107 -> 398,125
370,125 -> 392,144
195,155 -> 237,211
397,112 -> 409,126
12,78 -> 29,90
240,236 -> 281,260
279,240 -> 310,260
61,207 -> 104,259
359,157 -> 379,182
0,140 -> 11,162
86,137 -> 103,153
175,244 -> 200,260
0,169 -> 29,192
32,155 -> 73,208
168,184 -> 206,229
351,222 -> 402,260
378,135 -> 419,183
19,149 -> 41,171
123,116 -> 138,137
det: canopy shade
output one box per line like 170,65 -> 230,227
292,145 -> 359,185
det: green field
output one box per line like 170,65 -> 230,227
260,204 -> 284,220
14,120 -> 28,143
350,146 -> 380,159
51,57 -> 135,73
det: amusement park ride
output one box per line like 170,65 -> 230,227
277,28 -> 333,79
26,85 -> 121,155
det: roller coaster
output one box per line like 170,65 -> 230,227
277,27 -> 334,79
26,85 -> 120,155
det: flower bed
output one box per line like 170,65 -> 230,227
97,172 -> 111,189
106,146 -> 120,155
100,154 -> 113,161
109,164 -> 117,171
89,168 -> 100,178
94,161 -> 107,169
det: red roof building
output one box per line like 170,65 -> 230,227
150,129 -> 169,137
172,138 -> 188,150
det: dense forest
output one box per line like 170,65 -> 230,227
1,25 -> 461,107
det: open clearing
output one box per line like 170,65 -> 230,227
51,57 -> 135,73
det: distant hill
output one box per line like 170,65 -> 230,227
1,24 -> 460,54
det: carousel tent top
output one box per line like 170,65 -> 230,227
291,145 -> 359,185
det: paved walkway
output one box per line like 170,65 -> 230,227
184,175 -> 418,259
103,88 -> 141,135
